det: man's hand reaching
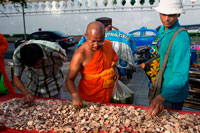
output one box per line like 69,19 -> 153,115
24,93 -> 34,104
148,95 -> 165,116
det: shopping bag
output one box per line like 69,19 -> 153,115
0,73 -> 8,95
142,55 -> 160,83
148,68 -> 163,104
111,80 -> 134,104
141,55 -> 161,104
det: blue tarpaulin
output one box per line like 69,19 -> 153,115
105,30 -> 136,55
76,30 -> 137,68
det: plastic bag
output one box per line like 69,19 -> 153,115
111,80 -> 134,104
0,73 -> 8,96
142,55 -> 160,83
105,30 -> 137,69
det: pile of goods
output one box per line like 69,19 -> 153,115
0,98 -> 200,132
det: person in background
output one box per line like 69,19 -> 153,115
76,21 -> 119,48
148,0 -> 191,116
38,28 -> 42,31
0,34 -> 16,95
105,24 -> 119,31
66,21 -> 118,108
156,25 -> 161,32
13,40 -> 67,103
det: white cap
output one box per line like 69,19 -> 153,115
154,0 -> 184,15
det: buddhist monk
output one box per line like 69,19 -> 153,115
66,21 -> 118,107
0,34 -> 15,95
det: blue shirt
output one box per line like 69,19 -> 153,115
159,21 -> 191,102
76,31 -> 136,55
76,31 -> 137,68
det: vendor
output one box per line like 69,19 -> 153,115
13,40 -> 67,103
0,34 -> 16,95
148,0 -> 191,116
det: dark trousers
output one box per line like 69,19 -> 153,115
163,100 -> 184,110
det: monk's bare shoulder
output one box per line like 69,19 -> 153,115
72,43 -> 87,64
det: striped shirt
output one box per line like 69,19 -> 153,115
13,40 -> 67,98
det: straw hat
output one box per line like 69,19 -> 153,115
154,0 -> 184,15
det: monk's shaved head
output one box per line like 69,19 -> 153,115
85,21 -> 105,50
85,21 -> 105,37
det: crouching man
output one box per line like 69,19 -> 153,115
13,40 -> 67,103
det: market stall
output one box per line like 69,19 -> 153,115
184,71 -> 200,110
0,93 -> 200,133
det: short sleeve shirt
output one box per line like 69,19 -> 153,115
13,40 -> 67,97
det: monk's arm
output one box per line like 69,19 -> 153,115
66,52 -> 83,107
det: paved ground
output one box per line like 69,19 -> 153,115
4,43 -> 200,112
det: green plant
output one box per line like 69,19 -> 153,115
113,0 -> 117,5
0,0 -> 27,8
121,0 -> 155,6
0,0 -> 26,4
2,34 -> 10,37
104,0 -> 107,6
12,34 -> 28,37
131,0 -> 135,5
140,0 -> 144,5
140,0 -> 155,5
189,32 -> 200,37
122,0 -> 126,5
150,0 -> 155,5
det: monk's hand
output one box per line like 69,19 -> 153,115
148,95 -> 165,116
24,92 -> 34,104
72,92 -> 83,108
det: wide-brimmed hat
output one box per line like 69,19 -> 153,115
154,0 -> 184,15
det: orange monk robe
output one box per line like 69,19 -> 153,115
78,40 -> 118,103
0,34 -> 15,94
